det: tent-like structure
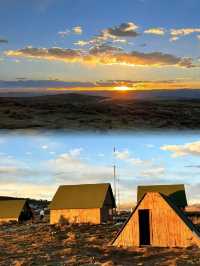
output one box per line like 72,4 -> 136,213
112,185 -> 200,248
49,183 -> 116,224
0,199 -> 32,223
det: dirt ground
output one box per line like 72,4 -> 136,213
0,222 -> 200,266
1,94 -> 200,131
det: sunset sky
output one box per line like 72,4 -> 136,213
0,0 -> 200,91
1,131 -> 200,205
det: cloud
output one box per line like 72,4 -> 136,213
41,145 -> 48,150
197,35 -> 200,41
161,140 -> 200,157
170,36 -> 179,42
112,39 -> 128,44
114,149 -> 130,160
72,26 -> 82,35
0,183 -> 56,200
98,22 -> 139,40
47,150 -> 113,182
74,40 -> 89,46
114,149 -> 149,165
89,44 -> 123,54
69,148 -> 82,157
1,79 -> 200,93
5,46 -> 195,68
58,26 -> 82,37
140,167 -> 165,177
144,28 -> 165,35
170,28 -> 200,41
0,79 -> 96,89
0,148 -> 112,199
185,165 -> 200,168
171,28 -> 200,37
74,23 -> 134,47
0,154 -> 44,182
0,39 -> 8,43
58,29 -> 70,37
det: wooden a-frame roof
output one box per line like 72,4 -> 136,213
0,199 -> 26,219
112,191 -> 200,245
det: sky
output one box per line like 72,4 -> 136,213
1,131 -> 200,206
0,0 -> 200,92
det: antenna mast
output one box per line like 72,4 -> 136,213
113,147 -> 120,212
113,147 -> 117,206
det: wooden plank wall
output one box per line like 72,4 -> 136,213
113,192 -> 200,247
50,208 -> 101,224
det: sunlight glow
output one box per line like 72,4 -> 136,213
114,86 -> 133,92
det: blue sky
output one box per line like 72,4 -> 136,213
0,0 -> 200,91
1,131 -> 200,205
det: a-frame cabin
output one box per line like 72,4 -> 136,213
112,185 -> 200,248
49,183 -> 116,224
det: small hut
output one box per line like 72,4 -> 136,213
112,184 -> 200,248
49,183 -> 116,224
0,200 -> 33,223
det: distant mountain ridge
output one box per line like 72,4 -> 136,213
1,89 -> 200,100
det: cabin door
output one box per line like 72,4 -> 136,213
139,209 -> 150,246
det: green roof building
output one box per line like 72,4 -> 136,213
49,183 -> 116,224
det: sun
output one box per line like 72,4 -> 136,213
114,86 -> 132,92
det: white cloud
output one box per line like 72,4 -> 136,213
0,183 -> 56,200
170,28 -> 200,42
41,145 -> 48,150
114,149 -> 150,165
144,28 -> 165,35
72,26 -> 83,35
69,148 -> 82,157
74,40 -> 89,46
161,140 -> 200,157
0,149 -> 112,199
114,149 -> 130,160
0,154 -> 44,182
140,167 -> 165,177
58,29 -> 70,37
47,150 -> 112,181
170,28 -> 200,37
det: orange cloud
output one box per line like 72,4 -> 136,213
5,46 -> 195,68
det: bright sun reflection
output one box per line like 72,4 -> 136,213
114,86 -> 133,92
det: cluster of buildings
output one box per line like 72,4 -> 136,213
0,183 -> 200,248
